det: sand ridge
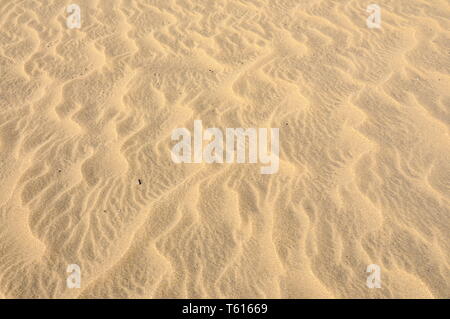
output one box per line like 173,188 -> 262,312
0,0 -> 449,298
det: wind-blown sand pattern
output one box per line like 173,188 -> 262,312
0,0 -> 449,299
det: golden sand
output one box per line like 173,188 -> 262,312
0,0 -> 449,298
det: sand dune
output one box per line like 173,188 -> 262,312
0,0 -> 449,298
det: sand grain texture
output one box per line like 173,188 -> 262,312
0,0 -> 449,298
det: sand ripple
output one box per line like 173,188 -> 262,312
0,0 -> 449,298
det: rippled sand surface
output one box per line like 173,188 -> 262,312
0,0 -> 449,298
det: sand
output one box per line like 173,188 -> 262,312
0,0 -> 449,299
